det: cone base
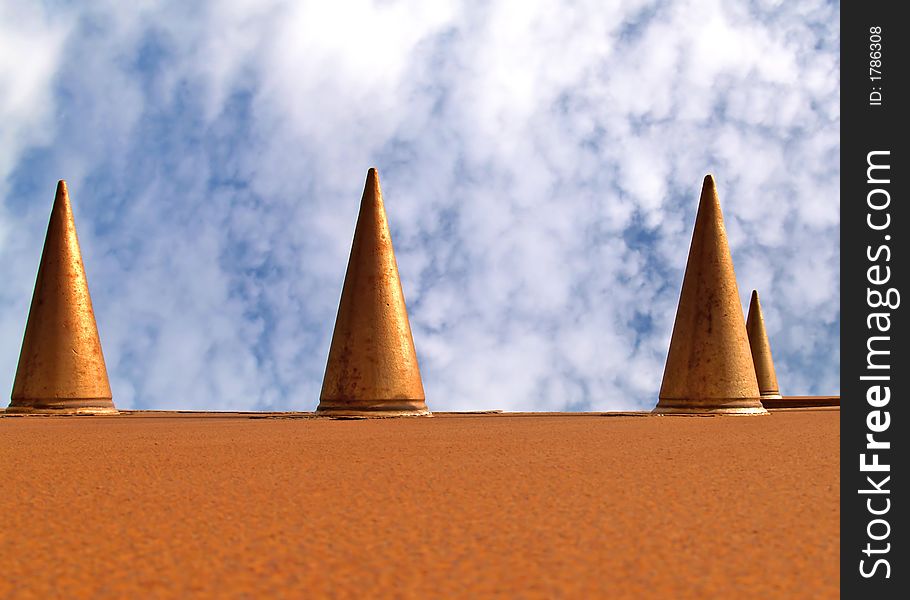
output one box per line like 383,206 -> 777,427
7,398 -> 118,415
653,397 -> 768,415
316,399 -> 431,418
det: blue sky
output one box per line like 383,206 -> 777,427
0,0 -> 840,411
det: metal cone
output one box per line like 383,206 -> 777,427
317,169 -> 429,417
654,175 -> 766,415
8,181 -> 117,415
746,290 -> 782,401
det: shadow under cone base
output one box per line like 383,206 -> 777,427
6,398 -> 118,415
316,399 -> 431,418
653,398 -> 768,415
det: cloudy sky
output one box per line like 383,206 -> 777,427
0,0 -> 839,411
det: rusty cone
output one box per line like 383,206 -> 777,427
654,175 -> 766,415
7,181 -> 117,415
746,290 -> 782,401
317,168 -> 429,417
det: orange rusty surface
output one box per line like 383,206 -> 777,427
746,290 -> 782,399
656,175 -> 765,414
8,181 -> 116,415
318,168 -> 428,417
0,410 -> 838,598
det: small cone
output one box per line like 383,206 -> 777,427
654,175 -> 766,415
7,181 -> 117,415
317,168 -> 429,417
746,290 -> 782,400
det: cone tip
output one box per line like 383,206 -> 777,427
697,173 -> 722,214
53,180 -> 71,210
364,167 -> 382,191
751,289 -> 759,302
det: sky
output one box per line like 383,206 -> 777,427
0,0 -> 840,411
